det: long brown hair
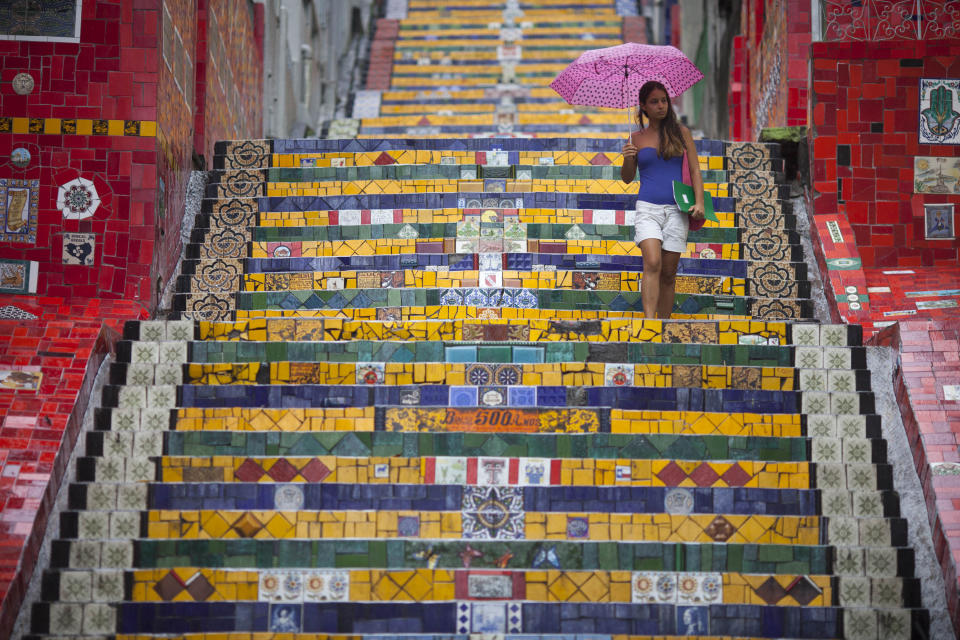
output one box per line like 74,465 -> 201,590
637,81 -> 685,160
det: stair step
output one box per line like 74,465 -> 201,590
123,318 -> 861,347
171,291 -> 813,323
147,319 -> 857,344
179,270 -> 809,298
200,191 -> 795,215
196,207 -> 800,232
246,208 -> 799,230
201,181 -> 794,201
181,255 -> 808,281
208,166 -> 785,181
114,339 -> 863,369
109,360 -> 867,392
51,538 -> 913,575
212,137 -> 781,161
25,601 -> 930,638
94,406 -> 880,438
100,382 -> 872,414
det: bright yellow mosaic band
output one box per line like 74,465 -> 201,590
611,409 -> 803,437
394,37 -> 622,49
354,132 -> 643,139
386,408 -> 804,436
171,407 -> 803,437
407,0 -> 617,7
146,510 -> 820,544
160,456 -> 810,489
242,271 -> 746,295
233,306 -> 753,322
172,407 -> 597,433
387,51 -> 617,63
257,208 -> 736,228
248,239 -> 741,260
400,13 -> 619,22
117,635 -> 772,640
269,149 -> 724,170
405,0 -> 619,10
402,9 -> 615,15
391,63 -> 576,74
173,407 -> 375,431
397,26 -> 621,36
0,117 -> 156,137
185,362 -> 796,391
195,318 -> 790,345
129,568 -> 831,606
265,179 -> 639,197
376,87 -> 569,100
262,180 -> 729,198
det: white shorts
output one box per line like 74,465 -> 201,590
634,200 -> 689,253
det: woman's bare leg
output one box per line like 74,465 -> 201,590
638,238 -> 663,319
657,249 -> 682,319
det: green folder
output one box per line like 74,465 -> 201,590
673,181 -> 719,222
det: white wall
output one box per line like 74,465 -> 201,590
261,0 -> 375,137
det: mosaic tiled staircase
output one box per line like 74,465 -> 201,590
21,133 -> 931,640
21,0 -> 932,637
346,0 -> 648,138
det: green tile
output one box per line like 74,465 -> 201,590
264,341 -> 285,362
477,345 -> 511,363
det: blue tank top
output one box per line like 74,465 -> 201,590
635,147 -> 683,205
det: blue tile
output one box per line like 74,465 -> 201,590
450,386 -> 478,407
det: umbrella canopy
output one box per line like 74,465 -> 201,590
550,43 -> 704,109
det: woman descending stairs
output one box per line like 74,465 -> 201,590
21,0 -> 933,639
22,134 -> 930,639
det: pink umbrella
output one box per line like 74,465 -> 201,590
550,43 -> 704,109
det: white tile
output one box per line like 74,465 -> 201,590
48,604 -> 83,634
82,603 -> 115,634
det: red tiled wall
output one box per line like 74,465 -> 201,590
875,319 -> 960,634
0,1 -> 263,310
0,296 -> 147,640
0,1 -> 160,304
727,35 -> 747,140
200,0 -> 263,167
729,0 -> 809,140
367,19 -> 399,91
156,0 -> 198,306
810,40 -> 960,268
193,0 -> 209,161
622,16 -> 647,45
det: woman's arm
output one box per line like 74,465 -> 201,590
621,141 -> 637,183
682,126 -> 705,218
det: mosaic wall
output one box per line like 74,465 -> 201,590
0,0 -> 263,308
820,0 -> 960,41
0,0 -> 80,41
157,0 -> 199,300
0,1 -> 160,301
810,39 -> 960,267
199,0 -> 263,166
919,78 -> 960,145
728,0 -> 810,141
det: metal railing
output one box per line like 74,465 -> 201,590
817,0 -> 960,41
